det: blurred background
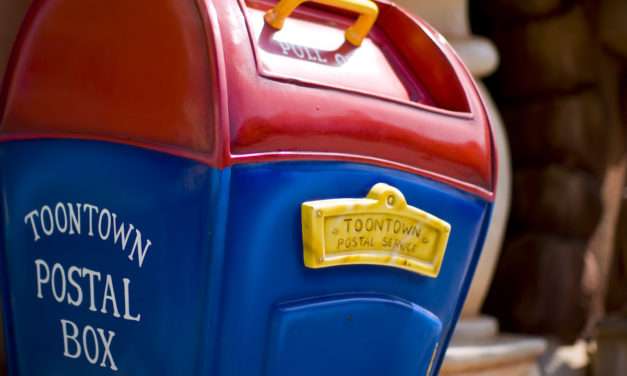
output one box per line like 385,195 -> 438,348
1,0 -> 626,375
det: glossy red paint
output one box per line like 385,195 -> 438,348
0,0 -> 221,157
0,0 -> 495,201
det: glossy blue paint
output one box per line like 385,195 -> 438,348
0,140 -> 491,375
218,162 -> 491,376
0,140 -> 223,375
265,294 -> 442,376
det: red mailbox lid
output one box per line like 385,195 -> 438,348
0,0 -> 495,200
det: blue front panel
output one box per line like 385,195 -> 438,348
0,140 -> 491,375
217,163 -> 491,376
0,140 -> 225,375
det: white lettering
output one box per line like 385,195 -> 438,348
98,208 -> 112,240
101,275 -> 121,318
304,46 -> 317,61
54,202 -> 68,233
313,48 -> 327,63
123,278 -> 141,322
51,263 -> 67,303
35,259 -> 50,299
40,205 -> 54,236
67,203 -> 82,235
25,203 -> 152,268
97,328 -> 118,371
24,210 -> 41,241
279,41 -> 291,55
293,44 -> 305,58
82,204 -> 99,237
60,320 -> 119,372
61,319 -> 81,359
112,214 -> 134,251
37,258 -> 136,373
128,230 -> 151,268
82,267 -> 101,313
82,325 -> 99,365
67,266 -> 83,307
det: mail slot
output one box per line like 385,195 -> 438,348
0,0 -> 495,375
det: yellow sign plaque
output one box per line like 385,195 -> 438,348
301,183 -> 451,277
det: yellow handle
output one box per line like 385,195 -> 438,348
264,0 -> 379,47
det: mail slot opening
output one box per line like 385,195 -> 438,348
242,0 -> 471,113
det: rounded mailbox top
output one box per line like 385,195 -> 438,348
0,0 -> 495,200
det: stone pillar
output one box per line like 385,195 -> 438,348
393,1 -> 546,374
593,0 -> 627,374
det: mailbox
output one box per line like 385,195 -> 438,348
0,0 -> 495,375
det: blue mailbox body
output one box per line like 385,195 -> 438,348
0,0 -> 496,375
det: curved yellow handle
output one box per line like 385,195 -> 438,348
264,0 -> 379,47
